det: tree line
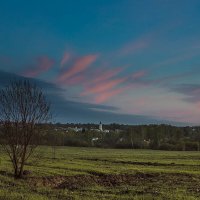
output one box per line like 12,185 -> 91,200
39,123 -> 200,151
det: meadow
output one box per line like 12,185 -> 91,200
0,146 -> 200,200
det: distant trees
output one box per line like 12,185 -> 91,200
36,124 -> 200,151
0,80 -> 51,178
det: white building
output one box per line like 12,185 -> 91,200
99,121 -> 103,131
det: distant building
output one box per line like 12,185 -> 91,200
99,121 -> 103,131
115,129 -> 122,133
90,122 -> 110,133
67,127 -> 83,132
143,139 -> 151,146
90,128 -> 100,132
91,137 -> 99,146
92,137 -> 99,141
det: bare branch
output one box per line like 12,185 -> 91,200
0,80 -> 51,178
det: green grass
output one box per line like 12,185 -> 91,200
0,146 -> 200,199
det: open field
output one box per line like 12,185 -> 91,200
0,146 -> 200,200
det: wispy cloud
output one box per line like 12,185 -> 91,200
91,67 -> 124,84
1,69 -> 178,125
171,84 -> 200,103
23,56 -> 55,77
81,77 -> 127,96
132,70 -> 147,79
94,86 -> 130,104
151,51 -> 200,70
60,52 -> 70,68
57,54 -> 98,83
80,69 -> 147,103
57,54 -> 149,103
115,29 -> 159,58
64,75 -> 85,85
119,38 -> 150,56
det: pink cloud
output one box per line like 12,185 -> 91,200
152,51 -> 200,70
81,78 -> 126,96
95,69 -> 155,103
56,51 -> 151,104
58,54 -> 98,83
121,40 -> 149,56
62,75 -> 85,85
94,86 -> 129,103
151,109 -> 199,123
77,68 -> 148,103
91,67 -> 123,84
62,66 -> 124,87
23,56 -> 54,77
60,52 -> 70,68
118,33 -> 153,57
132,70 -> 147,79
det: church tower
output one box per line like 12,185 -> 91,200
99,121 -> 103,131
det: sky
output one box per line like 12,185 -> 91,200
0,0 -> 200,125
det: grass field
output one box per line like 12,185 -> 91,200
0,146 -> 200,199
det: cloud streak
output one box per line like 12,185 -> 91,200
58,54 -> 98,83
117,32 -> 154,57
94,86 -> 130,104
82,78 -> 126,95
171,84 -> 200,103
23,56 -> 55,77
60,52 -> 70,68
0,69 -> 181,125
81,69 -> 148,103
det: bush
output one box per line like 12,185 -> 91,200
185,142 -> 199,151
159,143 -> 176,151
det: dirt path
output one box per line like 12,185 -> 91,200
27,172 -> 200,194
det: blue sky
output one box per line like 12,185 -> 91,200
0,0 -> 200,124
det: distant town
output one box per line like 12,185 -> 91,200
56,122 -> 110,133
38,122 -> 200,151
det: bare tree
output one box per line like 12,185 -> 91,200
0,80 -> 51,178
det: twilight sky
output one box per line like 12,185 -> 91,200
0,0 -> 200,125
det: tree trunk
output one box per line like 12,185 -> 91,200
131,133 -> 134,149
12,158 -> 19,178
14,166 -> 19,178
18,146 -> 27,178
18,163 -> 24,178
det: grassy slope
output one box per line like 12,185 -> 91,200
0,146 -> 200,199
